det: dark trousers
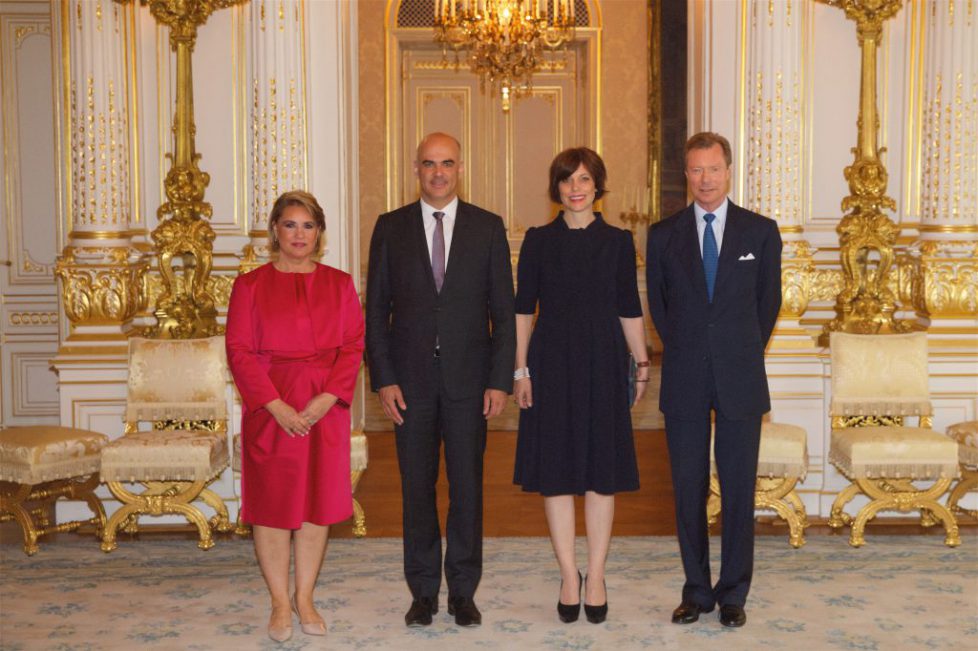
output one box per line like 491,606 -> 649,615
394,374 -> 487,601
664,407 -> 762,608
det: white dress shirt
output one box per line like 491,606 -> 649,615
693,198 -> 729,257
420,197 -> 459,264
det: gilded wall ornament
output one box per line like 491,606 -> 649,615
55,248 -> 149,325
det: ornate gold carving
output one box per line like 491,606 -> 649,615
916,240 -> 978,317
780,240 -> 816,317
118,0 -> 245,338
55,249 -> 149,325
817,0 -> 912,342
146,272 -> 234,310
8,312 -> 58,326
832,415 -> 904,428
809,268 -> 845,302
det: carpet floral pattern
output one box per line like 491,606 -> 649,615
1,536 -> 975,650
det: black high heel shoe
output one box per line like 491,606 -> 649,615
583,576 -> 608,624
557,571 -> 582,623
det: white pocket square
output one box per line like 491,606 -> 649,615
738,253 -> 756,261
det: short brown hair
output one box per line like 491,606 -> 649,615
267,190 -> 326,254
685,132 -> 732,167
548,147 -> 608,204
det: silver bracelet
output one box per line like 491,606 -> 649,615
513,367 -> 530,380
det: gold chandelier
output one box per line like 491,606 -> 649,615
434,0 -> 576,111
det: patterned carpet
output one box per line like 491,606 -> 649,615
1,535 -> 975,650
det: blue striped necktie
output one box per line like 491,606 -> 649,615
703,213 -> 718,302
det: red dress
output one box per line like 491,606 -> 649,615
226,263 -> 365,529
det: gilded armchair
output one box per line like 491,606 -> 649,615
827,332 -> 960,547
99,336 -> 231,551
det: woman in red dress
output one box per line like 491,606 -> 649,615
226,190 -> 364,642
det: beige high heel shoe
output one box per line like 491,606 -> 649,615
267,607 -> 293,643
291,594 -> 327,636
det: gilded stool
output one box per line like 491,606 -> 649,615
98,336 -> 232,552
827,333 -> 961,547
946,421 -> 978,520
0,426 -> 108,555
707,422 -> 810,548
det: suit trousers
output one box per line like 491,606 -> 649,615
394,361 -> 487,601
664,405 -> 761,609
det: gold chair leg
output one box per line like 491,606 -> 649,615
706,475 -> 721,526
828,482 -> 862,528
103,478 -> 215,551
756,477 -> 808,548
850,477 -> 959,548
352,498 -> 366,538
947,467 -> 978,520
0,483 -> 40,556
198,487 -> 232,533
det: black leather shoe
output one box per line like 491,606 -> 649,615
671,600 -> 714,624
583,575 -> 608,624
405,597 -> 437,627
557,571 -> 582,623
447,596 -> 482,627
719,604 -> 746,628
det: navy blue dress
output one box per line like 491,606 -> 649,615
513,213 -> 642,496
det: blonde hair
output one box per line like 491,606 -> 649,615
267,190 -> 326,254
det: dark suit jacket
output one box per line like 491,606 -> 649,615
646,202 -> 782,420
365,200 -> 516,400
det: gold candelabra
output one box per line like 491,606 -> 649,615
119,0 -> 245,338
434,0 -> 575,111
818,0 -> 911,341
619,186 -> 652,267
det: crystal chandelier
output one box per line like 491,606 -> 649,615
434,0 -> 576,111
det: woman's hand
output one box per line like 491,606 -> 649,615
265,399 -> 310,437
299,393 -> 339,427
514,377 -> 533,409
632,367 -> 650,407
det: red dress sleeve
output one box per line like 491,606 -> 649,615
226,274 -> 281,412
322,275 -> 365,406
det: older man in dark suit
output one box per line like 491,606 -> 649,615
646,132 -> 782,628
366,132 -> 515,628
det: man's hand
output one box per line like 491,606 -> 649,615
483,388 -> 507,419
265,399 -> 310,437
378,384 -> 407,426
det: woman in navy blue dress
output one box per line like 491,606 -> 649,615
513,148 -> 649,624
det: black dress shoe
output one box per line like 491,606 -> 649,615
557,571 -> 582,623
583,576 -> 608,624
405,597 -> 437,627
719,604 -> 746,628
671,600 -> 714,624
447,596 -> 482,627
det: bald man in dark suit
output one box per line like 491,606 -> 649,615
366,133 -> 515,628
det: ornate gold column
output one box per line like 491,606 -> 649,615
744,0 -> 815,346
818,0 -> 911,342
241,0 -> 309,272
55,0 -> 148,349
908,0 -> 978,339
129,0 -> 244,338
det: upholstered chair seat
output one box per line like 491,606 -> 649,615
708,422 -> 810,547
0,426 -> 108,555
101,430 -> 228,483
100,337 -> 232,552
827,332 -> 960,547
946,420 -> 978,519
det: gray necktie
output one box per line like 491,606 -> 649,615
432,211 -> 446,293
